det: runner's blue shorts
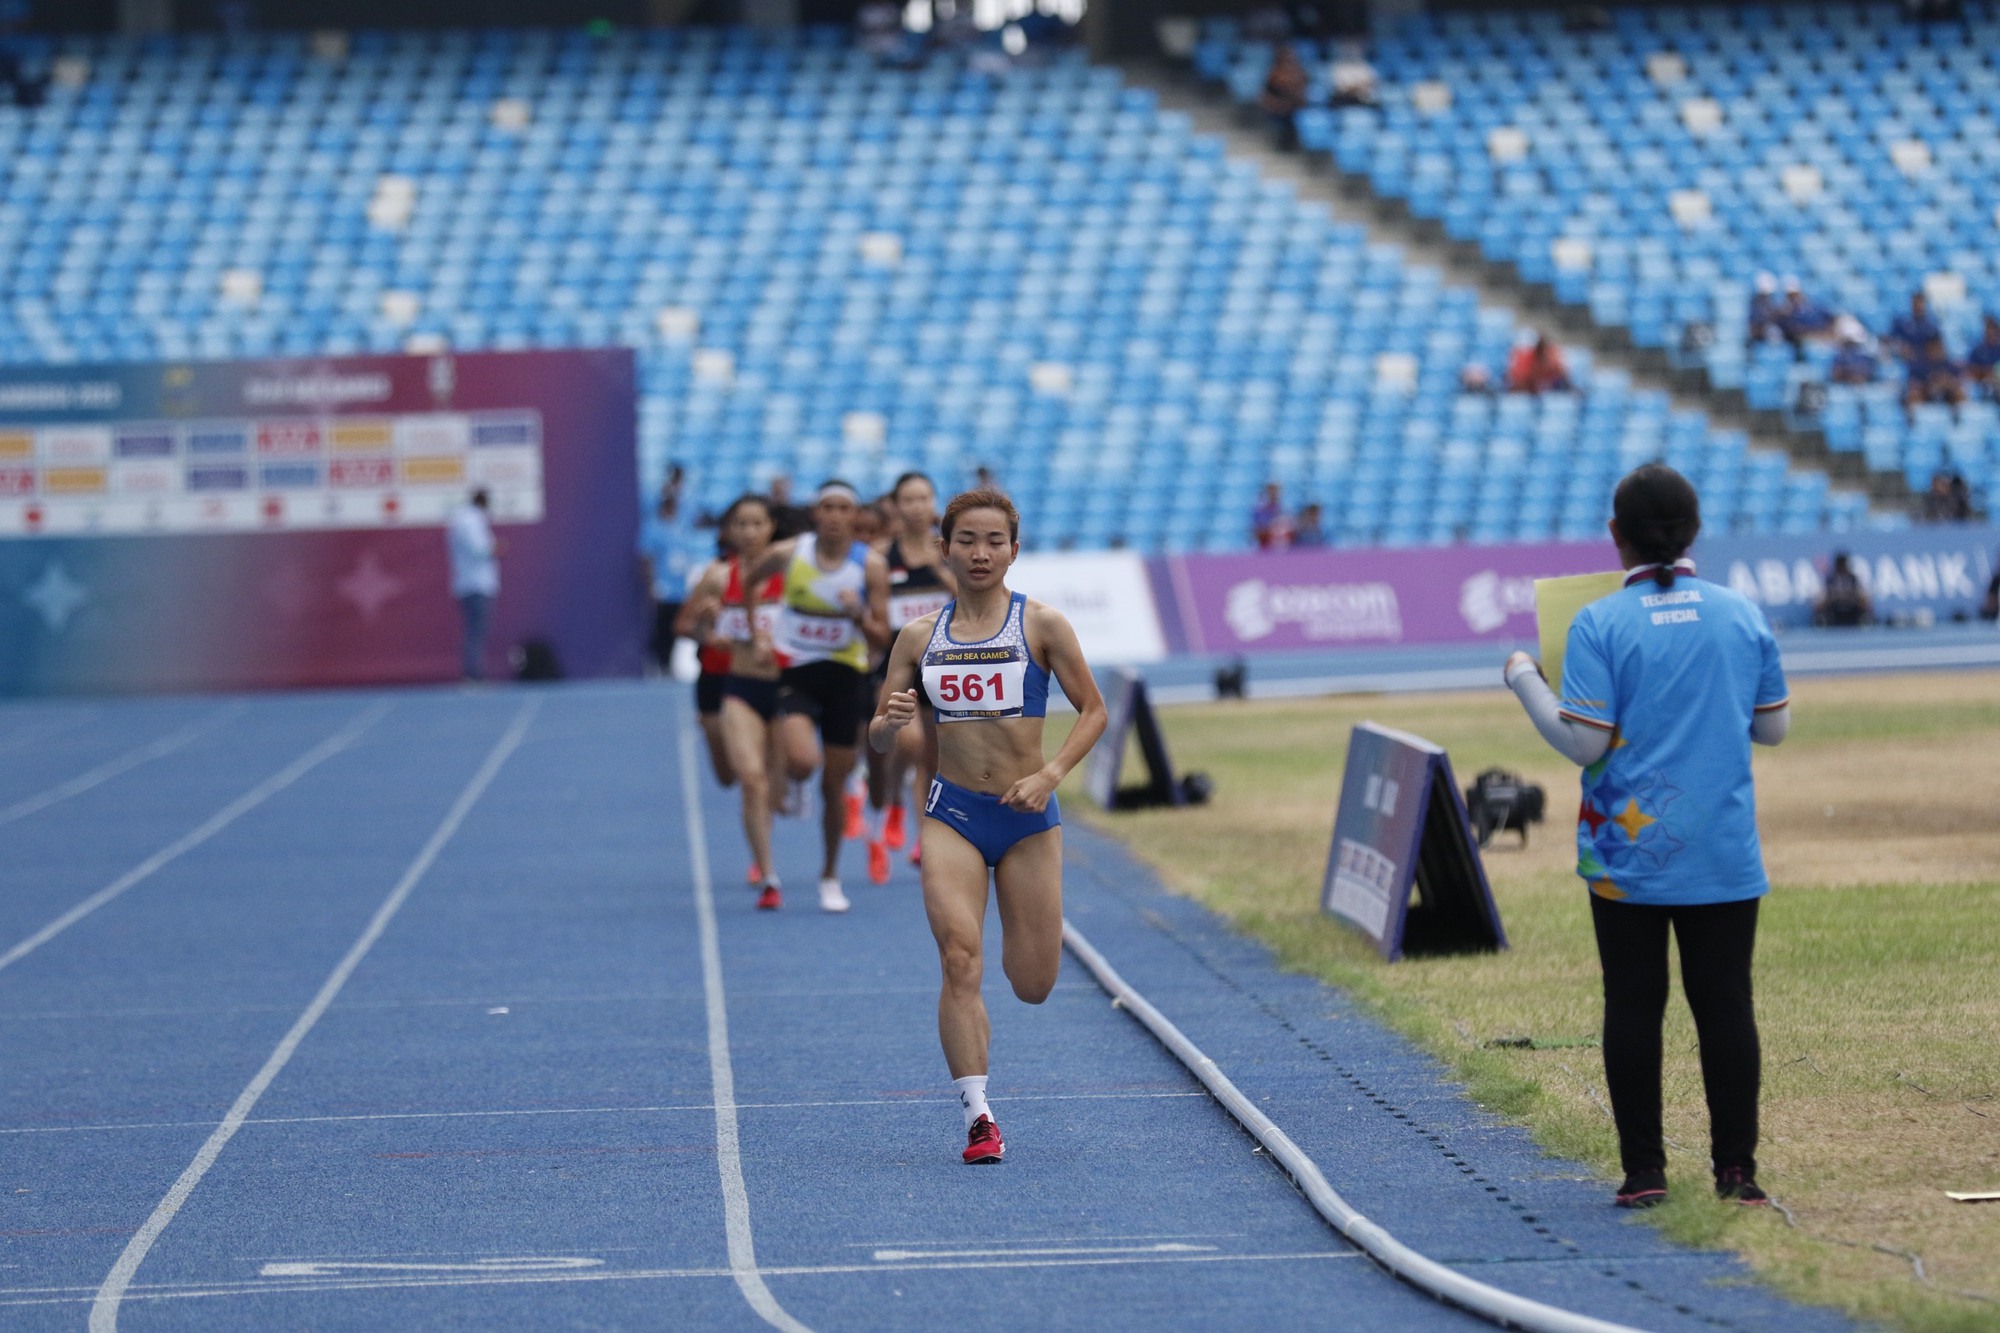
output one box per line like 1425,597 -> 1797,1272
923,775 -> 1061,868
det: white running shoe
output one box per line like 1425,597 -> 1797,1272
818,877 -> 850,914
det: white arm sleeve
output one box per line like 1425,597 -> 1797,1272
1506,660 -> 1613,767
1751,704 -> 1790,746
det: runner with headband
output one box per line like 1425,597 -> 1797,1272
684,494 -> 789,909
869,488 -> 1107,1163
742,480 -> 892,913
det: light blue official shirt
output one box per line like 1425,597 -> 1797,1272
639,513 -> 697,603
1558,560 -> 1790,906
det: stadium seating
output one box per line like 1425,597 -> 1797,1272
0,24 -> 1869,550
1197,1 -> 1997,517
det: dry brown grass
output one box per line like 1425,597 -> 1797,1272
1056,670 -> 2000,1332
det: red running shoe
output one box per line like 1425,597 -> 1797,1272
843,791 -> 864,840
747,863 -> 762,885
962,1115 -> 1004,1164
756,884 -> 782,911
868,839 -> 891,885
883,803 -> 906,851
908,842 -> 922,869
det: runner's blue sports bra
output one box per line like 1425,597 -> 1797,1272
920,592 -> 1050,724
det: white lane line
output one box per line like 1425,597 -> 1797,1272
6,1249 -> 1360,1308
872,1242 -> 1216,1262
0,704 -> 244,830
0,701 -> 391,976
678,710 -> 812,1333
0,1090 -> 1207,1137
86,697 -> 540,1333
259,1257 -> 603,1278
0,978 -> 1105,1023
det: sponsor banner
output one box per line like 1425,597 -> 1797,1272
1155,541 -> 1617,655
1008,550 -> 1168,665
1693,525 -> 1998,628
0,348 -> 638,694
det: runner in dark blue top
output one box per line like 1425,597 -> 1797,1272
869,488 -> 1107,1165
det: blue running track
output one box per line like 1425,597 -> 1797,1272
0,684 -> 1855,1331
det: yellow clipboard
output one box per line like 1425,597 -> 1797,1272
1534,572 -> 1624,688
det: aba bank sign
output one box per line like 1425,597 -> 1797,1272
1161,541 -> 1617,654
1695,526 -> 1998,627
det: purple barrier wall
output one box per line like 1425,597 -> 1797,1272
1149,540 -> 1619,656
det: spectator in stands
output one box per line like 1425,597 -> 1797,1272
1251,482 -> 1295,549
1775,276 -> 1837,349
1459,362 -> 1496,395
1828,316 -> 1878,384
1903,334 -> 1966,409
448,488 -> 501,682
1887,291 -> 1942,363
1259,44 -> 1310,144
766,473 -> 813,539
1329,42 -> 1380,110
1813,552 -> 1872,627
1921,468 -> 1974,523
1964,312 -> 2000,398
858,2 -> 919,65
1748,273 -> 1783,344
1507,334 -> 1573,395
1293,502 -> 1328,547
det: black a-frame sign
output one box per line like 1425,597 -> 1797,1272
1322,723 -> 1506,961
1083,667 -> 1190,810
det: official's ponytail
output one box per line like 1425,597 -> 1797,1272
1613,464 -> 1701,588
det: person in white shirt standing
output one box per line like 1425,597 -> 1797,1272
448,488 -> 501,682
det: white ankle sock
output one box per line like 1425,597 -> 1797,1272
953,1075 -> 990,1131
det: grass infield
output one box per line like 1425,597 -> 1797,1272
1056,670 -> 2000,1333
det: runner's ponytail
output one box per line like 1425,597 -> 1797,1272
1612,464 -> 1701,588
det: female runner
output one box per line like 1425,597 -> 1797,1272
742,481 -> 891,913
863,471 -> 956,882
1505,464 -> 1789,1209
869,488 -> 1107,1163
684,494 -> 791,909
676,536 -> 740,792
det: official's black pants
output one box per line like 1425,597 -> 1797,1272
1589,894 -> 1761,1179
650,600 -> 683,671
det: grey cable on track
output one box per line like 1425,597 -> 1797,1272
1061,921 -> 1645,1333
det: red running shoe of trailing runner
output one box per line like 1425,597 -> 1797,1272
962,1115 -> 1004,1164
883,803 -> 906,850
747,863 -> 762,885
756,885 -> 782,911
868,839 -> 891,885
843,791 -> 865,840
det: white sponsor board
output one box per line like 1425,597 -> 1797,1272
1007,550 -> 1167,665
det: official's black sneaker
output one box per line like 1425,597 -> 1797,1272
1615,1169 -> 1668,1208
1715,1166 -> 1769,1206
